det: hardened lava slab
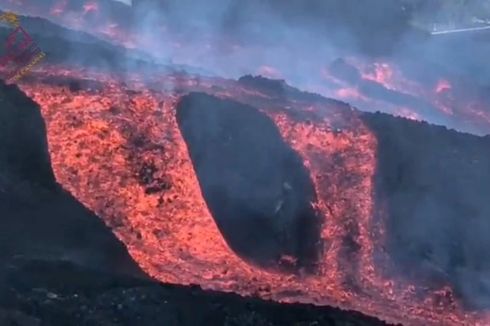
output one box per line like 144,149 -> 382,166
176,92 -> 323,273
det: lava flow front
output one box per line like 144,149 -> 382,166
9,65 -> 490,326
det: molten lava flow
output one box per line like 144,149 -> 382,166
10,64 -> 490,326
435,79 -> 452,94
360,62 -> 395,88
322,58 -> 490,135
256,65 -> 283,79
335,87 -> 367,101
83,1 -> 98,14
50,0 -> 67,16
1,0 -> 137,47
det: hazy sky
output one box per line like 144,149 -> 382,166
112,0 -> 132,5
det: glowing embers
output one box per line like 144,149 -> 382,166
176,93 -> 323,273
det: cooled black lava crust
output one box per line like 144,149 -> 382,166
0,80 -> 146,279
176,92 -> 322,273
363,112 -> 490,309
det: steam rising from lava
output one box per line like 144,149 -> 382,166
2,0 -> 490,134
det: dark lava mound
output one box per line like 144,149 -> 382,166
176,92 -> 322,273
364,112 -> 490,309
0,80 -> 145,278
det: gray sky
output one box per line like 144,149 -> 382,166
112,0 -> 132,5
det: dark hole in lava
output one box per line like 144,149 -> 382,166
176,92 -> 323,273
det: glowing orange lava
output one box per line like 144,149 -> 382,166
361,62 -> 394,88
435,79 -> 452,94
2,3 -> 490,325
83,1 -> 98,14
2,1 -> 490,134
257,65 -> 283,79
335,87 -> 367,101
9,64 -> 490,326
49,3 -> 65,17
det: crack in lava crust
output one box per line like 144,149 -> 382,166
14,66 -> 489,326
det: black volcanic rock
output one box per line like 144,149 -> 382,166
176,92 -> 323,273
0,259 -> 391,326
237,75 -> 326,103
363,112 -> 490,309
0,81 -> 55,191
0,80 -> 146,278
